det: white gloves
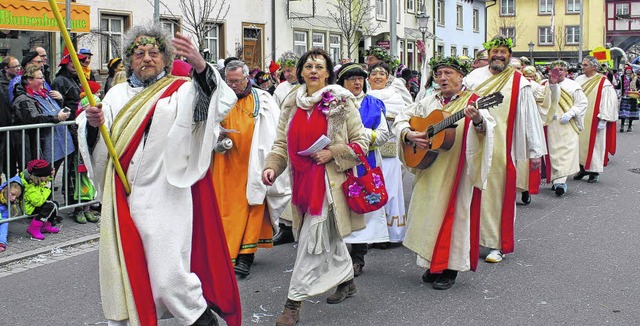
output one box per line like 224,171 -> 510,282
560,112 -> 574,124
598,120 -> 607,130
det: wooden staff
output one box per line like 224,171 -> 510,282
47,0 -> 131,194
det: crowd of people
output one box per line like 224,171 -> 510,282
0,24 -> 632,326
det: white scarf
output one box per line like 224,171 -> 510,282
295,84 -> 355,110
368,86 -> 405,117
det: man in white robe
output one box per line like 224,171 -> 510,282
272,51 -> 300,107
80,25 -> 241,326
538,60 -> 588,196
573,56 -> 619,183
463,36 -> 547,264
394,56 -> 495,290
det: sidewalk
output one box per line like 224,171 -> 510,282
0,211 -> 100,266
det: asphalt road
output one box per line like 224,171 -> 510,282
1,128 -> 639,326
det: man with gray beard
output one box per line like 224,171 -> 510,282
463,35 -> 547,264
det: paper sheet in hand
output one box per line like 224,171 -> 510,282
297,135 -> 331,156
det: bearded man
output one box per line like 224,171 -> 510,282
463,36 -> 547,264
80,24 -> 241,326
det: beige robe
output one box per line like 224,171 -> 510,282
393,91 -> 495,271
574,74 -> 619,173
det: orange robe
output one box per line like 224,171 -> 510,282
212,93 -> 273,262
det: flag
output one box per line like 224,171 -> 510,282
550,5 -> 555,37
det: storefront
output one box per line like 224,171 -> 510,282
0,0 -> 90,78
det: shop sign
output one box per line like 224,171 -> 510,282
0,0 -> 91,33
376,41 -> 390,50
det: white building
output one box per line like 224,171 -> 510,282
433,0 -> 487,59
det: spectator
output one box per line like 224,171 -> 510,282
32,46 -> 52,85
20,159 -> 60,240
12,64 -> 75,167
8,51 -> 56,104
0,175 -> 22,253
401,68 -> 419,100
78,48 -> 96,81
103,57 -> 123,94
52,49 -> 87,223
254,71 -> 275,94
1,56 -> 22,175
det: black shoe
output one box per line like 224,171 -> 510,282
371,242 -> 390,249
432,270 -> 458,290
573,170 -> 588,181
554,183 -> 566,196
191,308 -> 219,326
521,191 -> 531,205
234,254 -> 254,277
273,224 -> 294,246
587,174 -> 599,183
628,126 -> 633,132
620,128 -> 625,132
421,269 -> 437,283
353,263 -> 363,277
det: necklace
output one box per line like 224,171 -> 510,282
237,88 -> 260,117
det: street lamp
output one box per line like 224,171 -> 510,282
417,13 -> 430,65
528,41 -> 535,67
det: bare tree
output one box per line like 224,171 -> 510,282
490,16 -> 527,45
554,25 -> 567,60
327,0 -> 381,59
149,0 -> 230,52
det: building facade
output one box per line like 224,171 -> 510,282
433,0 -> 487,59
487,0 -> 606,65
605,0 -> 640,54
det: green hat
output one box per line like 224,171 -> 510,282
483,36 -> 514,52
429,56 -> 471,76
277,51 -> 299,67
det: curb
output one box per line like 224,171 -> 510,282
0,233 -> 100,267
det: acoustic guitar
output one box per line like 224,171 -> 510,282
403,92 -> 504,169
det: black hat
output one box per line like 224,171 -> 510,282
336,63 -> 368,86
21,51 -> 40,68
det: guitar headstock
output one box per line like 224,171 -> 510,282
475,92 -> 504,110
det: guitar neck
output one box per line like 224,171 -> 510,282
429,110 -> 466,137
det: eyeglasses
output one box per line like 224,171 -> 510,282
132,49 -> 162,59
226,76 -> 247,85
7,65 -> 21,69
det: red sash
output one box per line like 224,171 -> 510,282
528,160 -> 541,194
543,126 -> 552,182
430,94 -> 481,273
115,79 -> 241,326
499,72 -> 520,254
604,122 -> 617,166
584,77 -> 607,170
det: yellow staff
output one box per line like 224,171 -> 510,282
47,0 -> 131,195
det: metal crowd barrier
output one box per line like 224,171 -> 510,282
0,121 -> 99,224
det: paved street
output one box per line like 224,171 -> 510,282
1,127 -> 639,325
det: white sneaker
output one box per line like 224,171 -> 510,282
485,250 -> 504,263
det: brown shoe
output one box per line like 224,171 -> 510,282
326,279 -> 356,304
275,299 -> 301,326
353,263 -> 363,277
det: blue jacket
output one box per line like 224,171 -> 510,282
0,175 -> 23,219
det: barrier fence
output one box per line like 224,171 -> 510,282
0,121 -> 98,224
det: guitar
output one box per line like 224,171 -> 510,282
403,92 -> 504,169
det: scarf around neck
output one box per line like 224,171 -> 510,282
295,84 -> 355,110
129,71 -> 166,88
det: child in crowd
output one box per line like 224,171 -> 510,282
0,176 -> 23,252
20,159 -> 61,240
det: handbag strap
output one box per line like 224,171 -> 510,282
347,143 -> 371,175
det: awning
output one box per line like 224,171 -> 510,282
0,0 -> 91,33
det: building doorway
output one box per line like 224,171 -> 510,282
243,23 -> 264,70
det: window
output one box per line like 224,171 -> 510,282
566,0 -> 581,14
417,0 -> 425,13
538,26 -> 553,45
407,0 -> 415,13
204,23 -> 221,61
456,5 -> 463,29
312,32 -> 325,49
437,0 -> 445,26
539,0 -> 554,15
377,0 -> 387,20
437,44 -> 444,57
462,47 -> 469,57
100,15 -> 126,70
473,9 -> 480,32
294,31 -> 308,56
399,40 -> 404,67
329,34 -> 341,63
160,18 -> 181,36
565,26 -> 580,44
500,0 -> 515,16
616,3 -> 630,16
499,27 -> 516,46
397,0 -> 402,23
407,42 -> 414,70
451,46 -> 457,56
